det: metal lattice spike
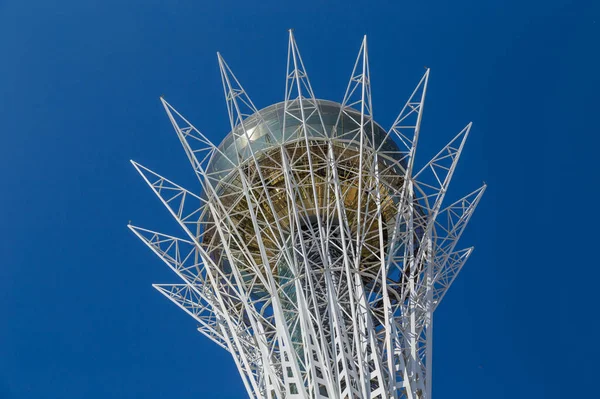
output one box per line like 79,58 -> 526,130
130,32 -> 484,399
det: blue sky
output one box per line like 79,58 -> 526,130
0,0 -> 598,398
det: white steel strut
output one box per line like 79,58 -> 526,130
130,31 -> 484,399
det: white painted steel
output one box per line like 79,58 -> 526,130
130,31 -> 484,399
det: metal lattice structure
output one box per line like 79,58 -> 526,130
129,31 -> 484,399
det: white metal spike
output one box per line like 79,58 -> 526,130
413,122 -> 471,214
152,283 -> 227,349
381,68 -> 430,173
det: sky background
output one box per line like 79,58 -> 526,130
0,0 -> 598,398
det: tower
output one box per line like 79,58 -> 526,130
129,31 -> 484,399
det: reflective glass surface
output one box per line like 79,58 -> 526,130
207,99 -> 401,179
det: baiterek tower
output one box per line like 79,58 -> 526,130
129,31 -> 485,399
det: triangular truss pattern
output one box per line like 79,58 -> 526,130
130,33 -> 484,399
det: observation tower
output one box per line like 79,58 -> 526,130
129,31 -> 485,399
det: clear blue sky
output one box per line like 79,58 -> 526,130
0,1 -> 598,398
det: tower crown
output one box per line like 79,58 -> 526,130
130,32 -> 485,399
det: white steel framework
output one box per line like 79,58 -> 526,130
130,31 -> 484,399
